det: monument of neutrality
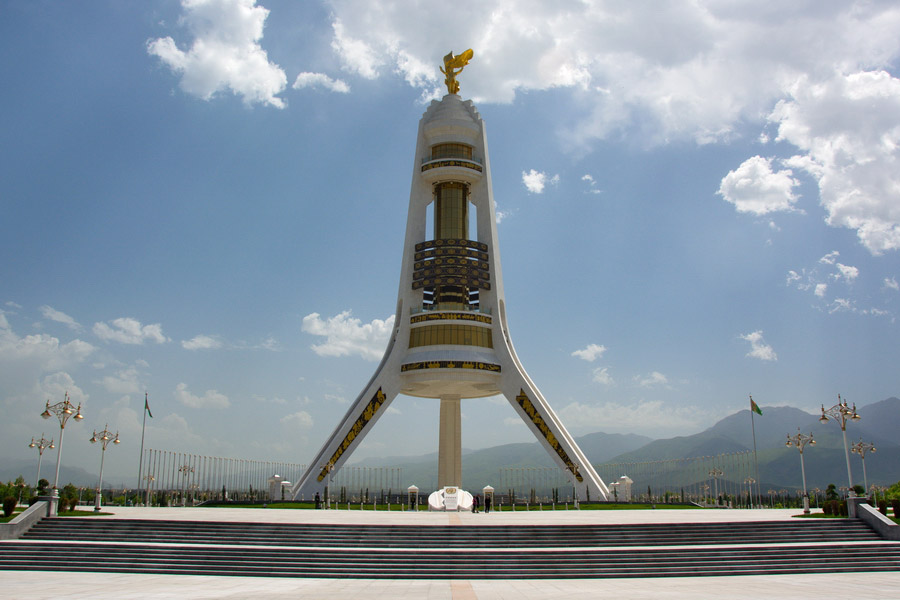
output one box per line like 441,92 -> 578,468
291,51 -> 610,506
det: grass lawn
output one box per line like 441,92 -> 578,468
196,501 -> 700,511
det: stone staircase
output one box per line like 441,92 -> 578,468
1,517 -> 898,579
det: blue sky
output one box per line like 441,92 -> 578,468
2,0 -> 899,483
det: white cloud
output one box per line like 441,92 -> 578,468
175,382 -> 230,409
739,330 -> 777,361
280,410 -> 314,429
885,277 -> 899,292
330,18 -> 382,79
634,371 -> 669,388
581,173 -> 602,195
772,71 -> 900,254
591,367 -> 614,386
0,313 -> 95,371
301,310 -> 393,361
147,0 -> 287,108
819,250 -> 840,265
832,263 -> 859,283
814,283 -> 828,298
93,317 -> 168,345
571,343 -> 607,362
40,306 -> 82,331
182,334 -> 224,350
293,72 -> 350,93
522,169 -> 558,194
326,3 -> 900,144
96,365 -> 143,395
717,155 -> 800,215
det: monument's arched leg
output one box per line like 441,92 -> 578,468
290,365 -> 399,500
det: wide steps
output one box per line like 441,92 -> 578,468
2,517 -> 897,579
19,517 -> 881,548
2,540 -> 899,579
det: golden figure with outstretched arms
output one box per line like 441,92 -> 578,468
440,49 -> 474,94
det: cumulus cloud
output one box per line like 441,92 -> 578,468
317,2 -> 900,254
293,72 -> 350,93
0,312 -> 95,371
175,382 -> 230,409
717,156 -> 800,215
739,330 -> 777,361
772,71 -> 900,254
40,306 -> 82,331
93,318 -> 168,345
885,277 -> 899,292
147,0 -> 287,108
571,343 -> 607,362
182,334 -> 224,350
592,366 -> 614,386
301,310 -> 393,361
522,170 -> 559,194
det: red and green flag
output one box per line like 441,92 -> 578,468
144,393 -> 153,418
750,397 -> 762,415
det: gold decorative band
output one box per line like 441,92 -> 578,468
421,159 -> 483,173
317,388 -> 386,482
415,239 -> 488,252
410,312 -> 492,324
515,390 -> 583,482
415,248 -> 489,261
401,361 -> 501,372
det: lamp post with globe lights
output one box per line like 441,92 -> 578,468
89,425 -> 120,511
819,394 -> 860,496
850,440 -> 876,497
28,434 -> 54,488
41,392 -> 84,499
786,429 -> 815,514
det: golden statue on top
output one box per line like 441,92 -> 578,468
440,49 -> 474,94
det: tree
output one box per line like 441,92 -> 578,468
825,483 -> 838,501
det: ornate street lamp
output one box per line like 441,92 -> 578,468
708,468 -> 723,506
41,392 -> 84,496
179,464 -> 194,506
850,440 -> 876,496
743,477 -> 756,509
28,434 -> 54,488
819,394 -> 860,496
89,425 -> 120,511
786,429 -> 815,514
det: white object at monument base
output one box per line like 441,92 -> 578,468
428,487 -> 473,511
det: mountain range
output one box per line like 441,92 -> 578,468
3,397 -> 897,495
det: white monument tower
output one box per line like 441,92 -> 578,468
291,50 -> 609,503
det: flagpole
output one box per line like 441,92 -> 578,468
138,392 -> 148,504
750,394 -> 761,508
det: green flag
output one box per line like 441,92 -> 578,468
750,397 -> 762,415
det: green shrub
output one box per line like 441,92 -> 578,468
878,500 -> 888,516
2,496 -> 16,517
892,499 -> 899,518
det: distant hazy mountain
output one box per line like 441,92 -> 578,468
5,398 -> 896,494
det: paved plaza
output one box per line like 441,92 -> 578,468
3,506 -> 899,599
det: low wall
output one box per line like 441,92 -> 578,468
853,500 -> 900,541
0,501 -> 49,540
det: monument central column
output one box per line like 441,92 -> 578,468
438,395 -> 462,487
